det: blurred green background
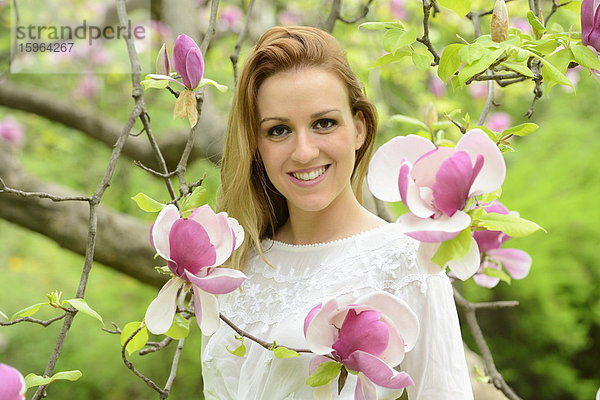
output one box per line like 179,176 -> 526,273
0,0 -> 598,399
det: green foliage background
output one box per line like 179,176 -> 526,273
0,0 -> 599,399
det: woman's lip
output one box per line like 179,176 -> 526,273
287,164 -> 330,187
287,164 -> 329,174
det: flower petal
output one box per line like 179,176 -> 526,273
305,299 -> 339,354
151,204 -> 180,260
193,286 -> 220,335
172,34 -> 199,88
448,237 -> 481,281
304,304 -> 323,336
185,267 -> 246,294
332,309 -> 389,361
169,219 -> 216,277
398,161 -> 435,218
227,216 -> 245,250
473,261 -> 501,288
397,211 -> 471,242
347,351 -> 414,389
487,248 -> 532,279
411,147 -> 454,188
357,291 -> 420,354
184,46 -> 204,89
0,363 -> 26,399
355,372 -> 377,400
367,135 -> 436,202
456,129 -> 506,196
416,242 -> 444,274
189,205 -> 235,267
432,151 -> 479,216
145,278 -> 183,334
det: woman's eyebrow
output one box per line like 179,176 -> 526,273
311,108 -> 340,118
259,116 -> 289,125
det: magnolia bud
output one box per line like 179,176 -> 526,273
424,102 -> 438,130
491,0 -> 509,43
155,43 -> 170,76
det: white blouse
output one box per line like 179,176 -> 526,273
202,223 -> 474,399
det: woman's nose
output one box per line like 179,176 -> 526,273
291,130 -> 319,164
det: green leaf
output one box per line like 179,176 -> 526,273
527,11 -> 546,36
389,115 -> 429,131
371,52 -> 410,68
141,78 -> 170,90
197,78 -> 228,93
120,321 -> 149,355
561,0 -> 582,12
165,314 -> 191,340
571,43 -> 600,70
383,27 -> 417,54
180,186 -> 207,214
273,346 -> 300,359
483,266 -> 512,284
476,212 -> 546,237
479,187 -> 503,204
502,123 -> 538,137
458,43 -> 485,65
0,310 -> 7,320
11,302 -> 49,320
226,336 -> 247,357
63,298 -> 104,325
458,48 -> 505,85
359,21 -> 406,30
500,62 -> 534,78
524,39 -> 559,55
436,0 -> 471,18
432,228 -> 473,268
306,361 -> 342,387
474,365 -> 491,383
131,193 -> 165,213
25,370 -> 82,389
412,51 -> 434,70
438,44 -> 465,81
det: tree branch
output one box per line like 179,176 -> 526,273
230,0 -> 256,85
454,288 -> 523,400
417,0 -> 441,65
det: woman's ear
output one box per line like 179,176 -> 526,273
353,110 -> 367,150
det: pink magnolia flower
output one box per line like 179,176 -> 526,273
428,76 -> 446,97
487,112 -> 511,132
147,34 -> 204,90
0,117 -> 25,147
304,291 -> 419,399
219,6 -> 243,31
367,129 -> 506,279
390,0 -> 408,19
511,18 -> 532,34
145,204 -> 246,336
582,0 -> 600,52
472,201 -> 532,288
0,363 -> 26,400
467,82 -> 489,99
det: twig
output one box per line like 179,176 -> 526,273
417,0 -> 441,65
323,0 -> 342,33
545,0 -> 572,26
30,1 -> 141,397
200,0 -> 220,55
454,289 -> 524,400
338,0 -> 373,24
372,196 -> 393,223
0,178 -> 91,202
478,73 -> 495,126
231,0 -> 256,85
140,336 -> 174,356
219,313 -> 320,356
160,339 -> 186,400
473,73 -> 524,81
121,326 -> 166,395
134,161 -> 177,179
0,313 -> 67,327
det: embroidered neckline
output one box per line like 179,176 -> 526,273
265,222 -> 393,249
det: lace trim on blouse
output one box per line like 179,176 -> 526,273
219,224 -> 430,330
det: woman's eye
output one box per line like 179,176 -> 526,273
314,119 -> 336,130
268,125 -> 290,137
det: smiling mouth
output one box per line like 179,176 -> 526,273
290,165 -> 329,181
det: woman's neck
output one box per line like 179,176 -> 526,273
274,189 -> 385,245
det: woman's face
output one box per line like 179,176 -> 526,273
256,67 -> 366,215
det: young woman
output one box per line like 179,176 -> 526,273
204,26 -> 473,399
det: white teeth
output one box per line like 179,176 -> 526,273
292,166 -> 326,181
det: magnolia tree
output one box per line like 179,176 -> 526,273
0,0 -> 597,399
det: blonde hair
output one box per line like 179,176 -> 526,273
218,26 -> 378,270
